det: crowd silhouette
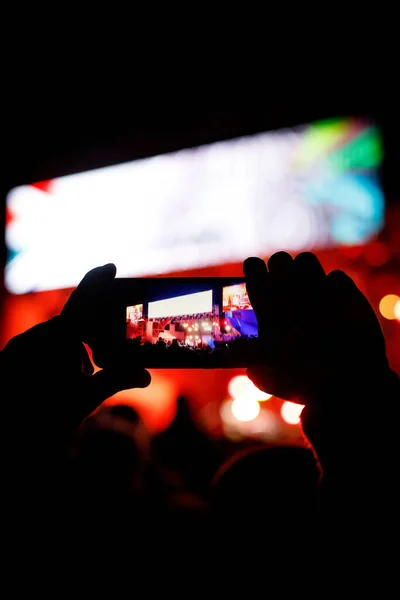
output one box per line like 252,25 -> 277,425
1,251 -> 399,590
123,334 -> 261,367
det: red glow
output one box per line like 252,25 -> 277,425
339,245 -> 364,259
364,242 -> 390,266
5,207 -> 14,226
105,370 -> 178,434
31,180 -> 53,193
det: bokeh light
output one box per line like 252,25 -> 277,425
364,242 -> 390,266
280,401 -> 304,425
394,300 -> 400,322
219,399 -> 282,440
231,397 -> 261,422
379,294 -> 400,320
228,375 -> 272,401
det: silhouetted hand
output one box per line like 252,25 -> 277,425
1,264 -> 150,457
243,251 -> 399,484
243,251 -> 389,405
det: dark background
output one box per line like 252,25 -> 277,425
3,54 -> 399,191
3,45 -> 399,285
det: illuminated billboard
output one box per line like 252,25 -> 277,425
126,304 -> 143,323
223,283 -> 252,312
5,117 -> 385,294
148,290 -> 213,319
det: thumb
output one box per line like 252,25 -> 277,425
326,270 -> 387,359
61,263 -> 117,316
78,263 -> 117,288
247,365 -> 293,400
247,362 -> 334,405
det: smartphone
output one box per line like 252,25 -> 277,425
112,277 -> 259,368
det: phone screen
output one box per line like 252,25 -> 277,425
117,277 -> 259,368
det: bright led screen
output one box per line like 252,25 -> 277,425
148,290 -> 213,319
5,117 -> 384,294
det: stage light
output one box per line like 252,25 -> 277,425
280,401 -> 304,425
394,300 -> 400,322
188,327 -> 192,331
225,325 -> 231,331
379,294 -> 400,320
231,397 -> 260,422
183,323 -> 188,328
228,375 -> 272,401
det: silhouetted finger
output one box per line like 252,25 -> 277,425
243,257 -> 268,279
247,365 -> 291,399
294,252 -> 326,279
247,364 -> 314,402
325,270 -> 387,369
248,361 -> 333,405
326,270 -> 377,321
78,263 -> 117,287
247,363 -> 315,404
243,257 -> 271,317
62,263 -> 118,343
326,270 -> 356,289
267,251 -> 294,276
79,368 -> 151,419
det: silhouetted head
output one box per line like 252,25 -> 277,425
67,404 -> 152,509
152,396 -> 223,497
210,444 -> 320,544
